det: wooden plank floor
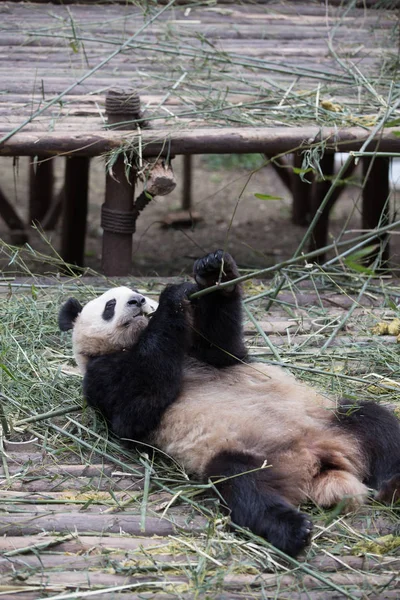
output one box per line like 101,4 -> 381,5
0,278 -> 399,599
0,1 -> 398,154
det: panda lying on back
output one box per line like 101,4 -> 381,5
59,250 -> 400,557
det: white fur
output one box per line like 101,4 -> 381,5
70,288 -> 367,508
72,287 -> 158,373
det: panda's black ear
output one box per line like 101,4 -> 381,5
58,298 -> 83,331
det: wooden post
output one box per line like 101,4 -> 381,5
102,160 -> 136,276
362,156 -> 390,266
0,185 -> 28,245
308,152 -> 335,261
292,152 -> 311,225
264,154 -> 292,192
182,155 -> 192,210
29,157 -> 54,225
102,88 -> 141,276
61,157 -> 89,267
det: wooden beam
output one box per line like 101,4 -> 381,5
29,156 -> 54,224
0,185 -> 28,244
308,153 -> 336,261
362,156 -> 390,266
182,154 -> 193,210
308,154 -> 359,262
61,157 -> 90,267
1,127 -> 400,158
292,152 -> 312,226
264,154 -> 292,193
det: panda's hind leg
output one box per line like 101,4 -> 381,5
337,400 -> 400,503
205,450 -> 312,557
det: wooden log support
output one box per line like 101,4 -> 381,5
41,187 -> 64,231
362,156 -> 390,266
102,157 -> 136,276
2,128 -> 400,158
182,154 -> 192,210
308,152 -> 335,261
101,88 -> 143,276
265,154 -> 292,193
0,185 -> 28,244
61,156 -> 90,267
28,156 -> 54,225
292,152 -> 312,225
307,155 -> 358,262
143,158 -> 176,197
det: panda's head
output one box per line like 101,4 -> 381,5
59,286 -> 159,373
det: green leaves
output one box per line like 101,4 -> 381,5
254,193 -> 283,201
0,363 -> 16,380
291,166 -> 314,176
343,245 -> 378,275
385,118 -> 400,128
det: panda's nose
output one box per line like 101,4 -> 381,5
127,294 -> 146,307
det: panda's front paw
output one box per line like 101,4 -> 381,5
160,282 -> 198,308
193,250 -> 239,289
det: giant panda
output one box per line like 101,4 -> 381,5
59,250 -> 400,557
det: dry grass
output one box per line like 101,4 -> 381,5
0,1 -> 399,597
0,239 -> 399,599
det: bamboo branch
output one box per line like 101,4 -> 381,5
190,218 -> 400,299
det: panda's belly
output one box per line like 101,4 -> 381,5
152,361 -> 336,476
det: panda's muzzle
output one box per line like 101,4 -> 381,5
128,294 -> 146,308
126,293 -> 152,320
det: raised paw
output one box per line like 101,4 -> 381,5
159,282 -> 198,307
376,474 -> 400,504
193,250 -> 239,289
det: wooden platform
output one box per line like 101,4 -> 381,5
0,1 -> 398,153
0,275 -> 399,598
0,1 -> 399,274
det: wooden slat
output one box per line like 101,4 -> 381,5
1,126 -> 399,157
0,0 -> 397,156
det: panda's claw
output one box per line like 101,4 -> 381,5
256,507 -> 313,558
193,250 -> 239,289
160,282 -> 198,307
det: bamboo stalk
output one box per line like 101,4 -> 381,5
190,218 -> 400,299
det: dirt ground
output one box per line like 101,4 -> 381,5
1,153 -> 400,277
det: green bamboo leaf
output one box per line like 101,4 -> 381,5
0,363 -> 16,380
69,40 -> 80,53
254,193 -> 283,201
292,167 -> 314,175
387,298 -> 398,311
344,260 -> 375,275
345,245 -> 378,261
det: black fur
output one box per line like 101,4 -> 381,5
67,251 -> 400,557
336,400 -> 400,495
190,250 -> 247,367
84,282 -> 197,440
102,298 -> 116,321
205,450 -> 312,557
58,298 -> 83,331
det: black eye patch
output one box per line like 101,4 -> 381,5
102,298 -> 116,321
